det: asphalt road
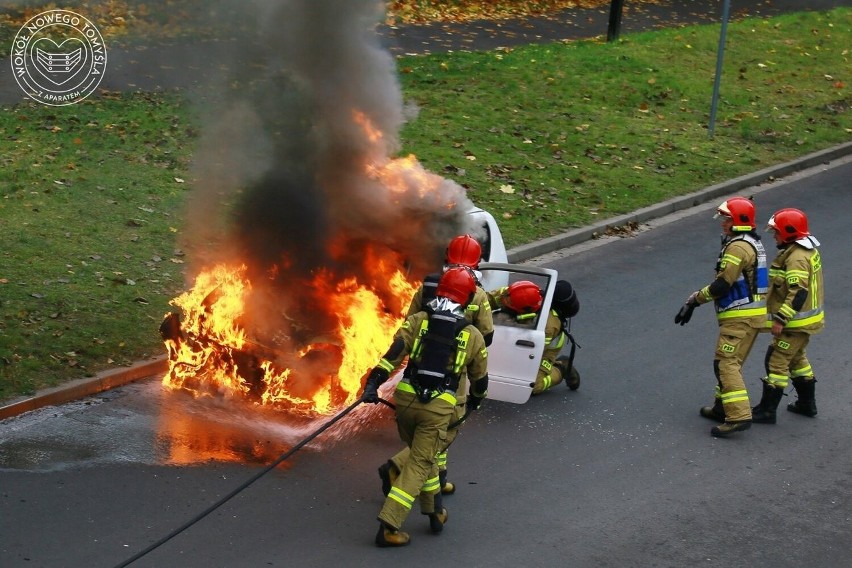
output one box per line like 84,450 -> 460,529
2,157 -> 850,568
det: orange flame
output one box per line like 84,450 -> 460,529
162,261 -> 417,417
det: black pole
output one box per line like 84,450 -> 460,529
607,0 -> 626,42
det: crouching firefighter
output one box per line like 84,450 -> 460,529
361,267 -> 489,548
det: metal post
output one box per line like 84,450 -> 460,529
607,0 -> 625,42
708,0 -> 732,138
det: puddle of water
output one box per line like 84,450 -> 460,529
0,380 -> 388,471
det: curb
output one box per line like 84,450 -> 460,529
3,141 -> 852,421
0,356 -> 167,420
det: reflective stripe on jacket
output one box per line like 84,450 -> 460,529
713,234 -> 768,321
768,243 -> 825,332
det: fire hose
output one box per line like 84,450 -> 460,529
113,391 -> 474,567
114,396 -> 383,567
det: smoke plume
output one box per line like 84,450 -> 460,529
181,0 -> 477,347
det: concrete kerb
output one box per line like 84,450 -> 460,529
2,141 -> 851,421
0,356 -> 167,420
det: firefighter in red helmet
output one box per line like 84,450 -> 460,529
362,267 -> 489,547
489,279 -> 578,394
675,196 -> 768,438
379,235 -> 493,500
405,234 -> 493,344
751,208 -> 824,424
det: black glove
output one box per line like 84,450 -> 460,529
361,368 -> 388,403
466,394 -> 484,414
674,302 -> 697,326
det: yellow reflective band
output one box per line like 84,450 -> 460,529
717,307 -> 767,320
721,390 -> 749,404
396,381 -> 457,405
378,359 -> 394,373
721,253 -> 743,265
518,313 -> 536,321
779,305 -> 797,318
790,365 -> 813,378
422,476 -> 440,493
436,452 -> 448,467
766,373 -> 789,388
437,392 -> 457,405
786,312 -> 824,328
541,359 -> 553,371
388,487 -> 415,509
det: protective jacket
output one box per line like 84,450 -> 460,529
376,310 -> 489,405
696,233 -> 768,327
767,242 -> 824,334
407,272 -> 494,345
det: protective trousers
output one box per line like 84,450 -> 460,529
714,320 -> 759,422
533,359 -> 564,394
389,403 -> 464,476
765,331 -> 813,389
378,390 -> 453,531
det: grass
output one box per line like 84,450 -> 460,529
1,7 -> 850,403
397,11 -> 852,245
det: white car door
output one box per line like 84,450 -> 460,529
478,263 -> 558,404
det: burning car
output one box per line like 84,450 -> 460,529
159,204 -> 517,416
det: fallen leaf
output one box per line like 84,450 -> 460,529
174,177 -> 185,183
499,184 -> 515,194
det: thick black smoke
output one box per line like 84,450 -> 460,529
182,0 -> 476,345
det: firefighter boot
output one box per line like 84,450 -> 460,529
375,522 -> 410,547
377,460 -> 398,497
699,399 -> 725,423
557,355 -> 580,390
787,377 -> 818,417
751,380 -> 785,424
710,420 -> 752,438
428,508 -> 449,534
439,469 -> 455,495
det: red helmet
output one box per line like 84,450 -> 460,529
504,281 -> 543,314
436,267 -> 477,306
767,208 -> 809,243
715,197 -> 756,231
445,234 -> 481,269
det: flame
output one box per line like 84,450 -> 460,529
161,107 -> 461,420
162,260 -> 417,417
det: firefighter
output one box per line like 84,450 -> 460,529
379,234 -> 494,498
361,267 -> 489,548
405,234 -> 494,344
751,208 -> 824,423
488,279 -> 579,394
675,196 -> 768,438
